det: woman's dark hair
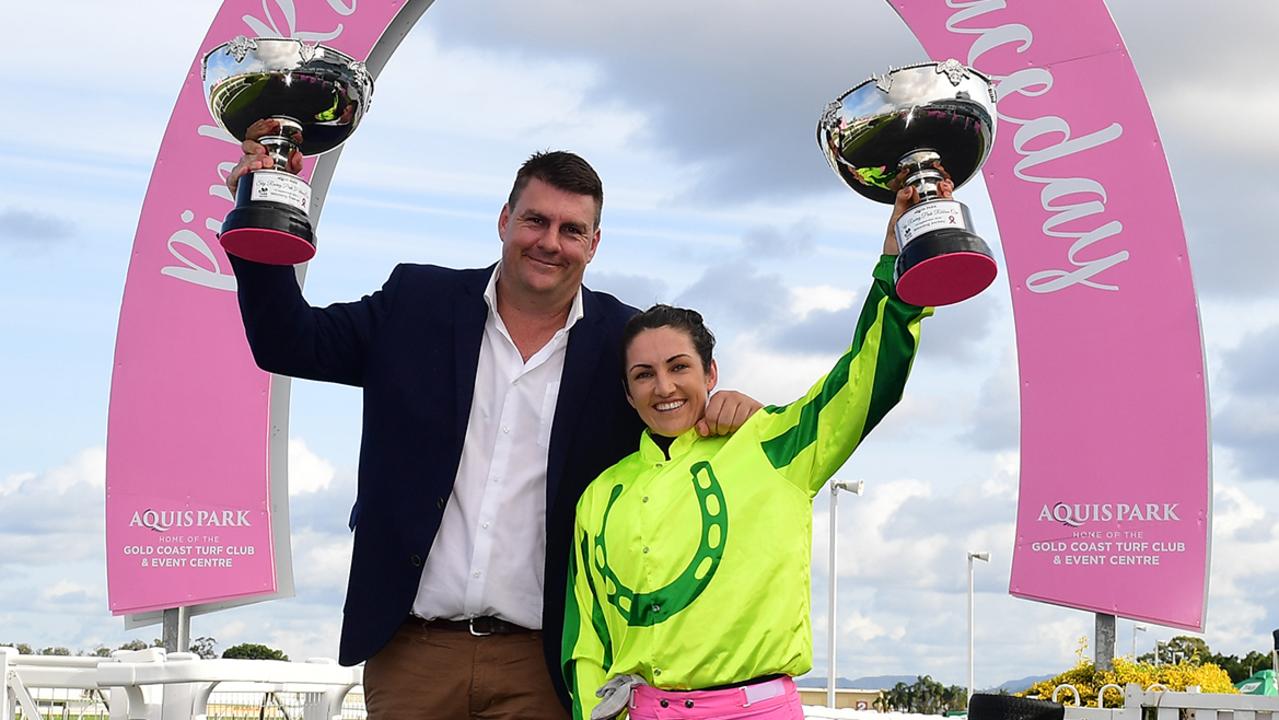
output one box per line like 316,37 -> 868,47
621,304 -> 716,372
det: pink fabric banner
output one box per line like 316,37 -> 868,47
890,1 -> 1210,630
106,0 -> 427,616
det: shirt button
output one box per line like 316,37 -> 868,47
472,571 -> 482,578
642,546 -> 649,554
502,426 -> 510,434
651,603 -> 661,613
659,699 -> 669,708
436,496 -> 446,510
642,496 -> 649,503
654,668 -> 662,676
482,522 -> 490,529
410,554 -> 423,567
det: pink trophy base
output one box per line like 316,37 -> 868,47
221,227 -> 316,266
895,250 -> 997,307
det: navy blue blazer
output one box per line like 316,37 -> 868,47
229,257 -> 644,703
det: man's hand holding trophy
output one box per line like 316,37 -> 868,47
202,36 -> 374,265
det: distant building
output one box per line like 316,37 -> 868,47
797,686 -> 883,710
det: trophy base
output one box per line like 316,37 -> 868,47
895,228 -> 997,306
221,226 -> 316,265
219,172 -> 317,265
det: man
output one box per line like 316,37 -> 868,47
225,129 -> 760,719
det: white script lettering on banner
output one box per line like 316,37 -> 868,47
944,0 -> 1131,294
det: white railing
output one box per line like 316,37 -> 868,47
1060,682 -> 1279,720
2,646 -> 364,720
22,650 -> 1276,720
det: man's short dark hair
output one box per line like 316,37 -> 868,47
508,151 -> 604,227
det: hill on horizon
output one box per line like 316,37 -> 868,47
797,672 -> 1056,693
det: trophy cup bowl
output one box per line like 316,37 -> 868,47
202,36 -> 373,265
818,59 -> 998,306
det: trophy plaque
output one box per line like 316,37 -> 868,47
202,36 -> 374,265
818,59 -> 998,306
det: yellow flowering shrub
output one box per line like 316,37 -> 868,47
1022,657 -> 1237,707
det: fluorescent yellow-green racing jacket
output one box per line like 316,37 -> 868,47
563,255 -> 932,719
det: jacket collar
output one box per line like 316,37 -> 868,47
637,427 -> 701,465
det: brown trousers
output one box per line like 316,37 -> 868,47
363,621 -> 570,720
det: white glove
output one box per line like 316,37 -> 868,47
590,674 -> 647,720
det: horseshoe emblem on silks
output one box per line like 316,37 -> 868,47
593,460 -> 728,627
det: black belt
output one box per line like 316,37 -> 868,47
698,673 -> 787,692
409,615 -> 534,636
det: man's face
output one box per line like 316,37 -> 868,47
498,177 -> 601,301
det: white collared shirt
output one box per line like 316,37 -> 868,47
412,264 -> 585,628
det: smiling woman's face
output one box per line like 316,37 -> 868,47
624,325 -> 718,437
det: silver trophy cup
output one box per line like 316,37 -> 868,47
202,36 -> 373,265
819,59 -> 998,306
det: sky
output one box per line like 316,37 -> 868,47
3,0 -> 1279,691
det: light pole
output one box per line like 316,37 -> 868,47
1132,624 -> 1147,659
967,551 -> 990,701
827,478 -> 864,709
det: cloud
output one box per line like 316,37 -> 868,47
422,0 -> 925,204
39,580 -> 103,613
675,257 -> 790,329
960,352 -> 1021,451
1217,324 -> 1279,396
769,303 -> 861,356
409,0 -> 1279,303
1212,324 -> 1279,478
0,441 -> 357,661
0,208 -> 76,247
584,271 -> 669,309
808,452 -> 1279,684
742,218 -> 819,259
917,292 -> 1003,365
1104,2 -> 1279,300
807,457 -> 1089,684
288,439 -> 335,495
0,447 -> 105,541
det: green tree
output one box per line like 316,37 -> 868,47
189,636 -> 218,659
874,676 -> 968,714
1202,649 -> 1274,683
222,643 -> 289,661
39,646 -> 72,656
1138,635 -> 1211,665
1,642 -> 34,654
116,639 -> 152,652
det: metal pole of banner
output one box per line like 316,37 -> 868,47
827,485 -> 839,709
966,551 -> 989,700
1095,613 -> 1116,671
827,480 -> 864,709
162,607 -> 190,653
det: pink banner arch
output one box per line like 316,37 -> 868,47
108,0 -> 1211,633
892,0 -> 1210,630
106,0 -> 436,620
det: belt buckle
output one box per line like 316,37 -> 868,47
468,617 -> 492,637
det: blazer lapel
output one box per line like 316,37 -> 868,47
545,288 -> 607,506
453,267 -> 492,449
